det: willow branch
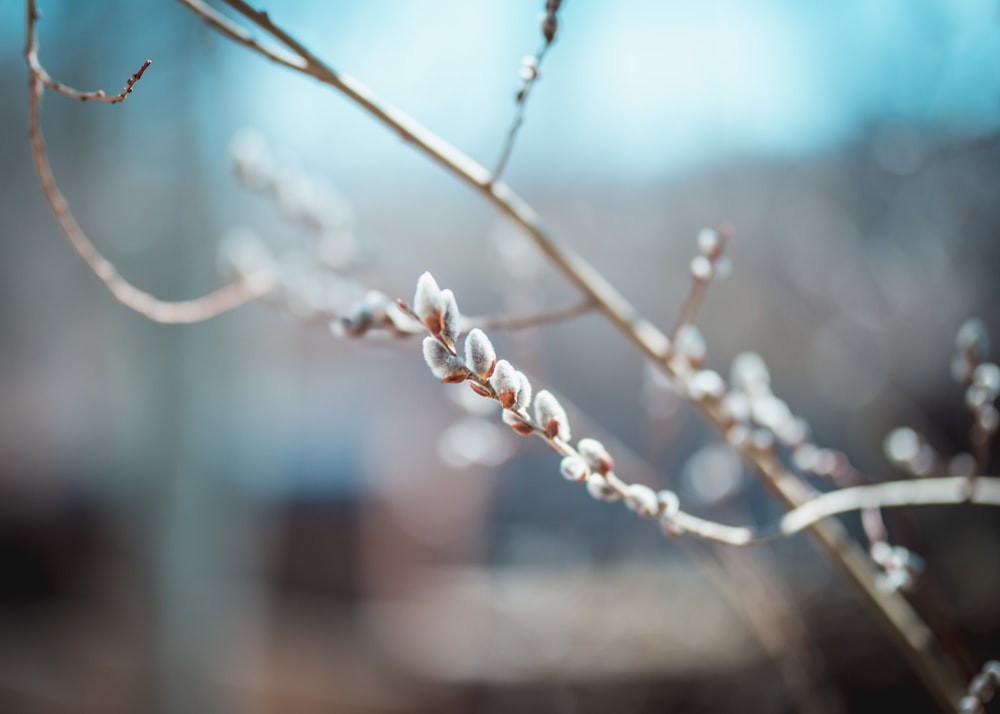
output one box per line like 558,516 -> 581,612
24,0 -> 275,323
178,3 -> 968,707
670,477 -> 1000,546
669,222 -> 733,341
465,297 -> 594,331
491,42 -> 554,183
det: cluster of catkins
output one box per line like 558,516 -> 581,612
409,272 -> 683,532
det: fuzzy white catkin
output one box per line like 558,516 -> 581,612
697,228 -> 720,256
422,337 -> 463,380
586,473 -> 620,502
559,456 -> 589,482
973,363 -> 1000,398
439,288 -> 460,345
687,370 -> 725,401
675,325 -> 707,366
625,483 -> 660,517
534,389 -> 570,441
577,437 -> 613,473
957,317 -> 989,358
730,352 -> 771,394
490,359 -> 520,408
514,371 -> 533,410
690,255 -> 713,282
464,329 -> 496,379
414,272 -> 443,323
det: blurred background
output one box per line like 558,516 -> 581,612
2,1 -> 1000,712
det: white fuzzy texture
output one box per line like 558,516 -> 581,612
675,324 -> 707,365
577,437 -> 613,473
687,370 -> 725,402
413,271 -> 442,323
697,228 -> 720,256
533,389 -> 570,441
625,483 -> 660,518
730,352 -> 771,394
559,456 -> 590,482
422,336 -> 462,380
586,473 -> 620,502
464,329 -> 496,379
490,359 -> 520,407
439,288 -> 460,345
514,371 -> 533,410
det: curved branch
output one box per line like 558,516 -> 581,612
25,0 -> 275,323
671,477 -> 1000,546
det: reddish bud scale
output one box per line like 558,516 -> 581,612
498,391 -> 518,409
425,311 -> 443,336
468,382 -> 492,398
441,369 -> 469,384
510,421 -> 534,435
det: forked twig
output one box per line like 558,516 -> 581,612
24,0 -> 275,323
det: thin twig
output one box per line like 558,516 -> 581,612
465,297 -> 593,332
178,3 -> 968,706
490,42 -> 553,183
24,0 -> 275,323
671,476 -> 1000,546
669,222 -> 733,342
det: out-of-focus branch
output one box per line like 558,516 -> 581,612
669,223 -> 733,341
490,1 -> 564,182
642,477 -> 1000,547
24,0 -> 275,323
465,298 -> 593,332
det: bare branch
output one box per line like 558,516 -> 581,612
669,222 -> 734,342
464,298 -> 594,332
774,476 -> 1000,538
491,0 -> 564,183
179,0 -> 304,72
24,0 -> 276,323
24,1 -> 152,104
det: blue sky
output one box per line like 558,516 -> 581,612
5,0 -> 1000,182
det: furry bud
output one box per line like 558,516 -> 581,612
577,438 -> 614,474
534,389 -> 570,441
559,456 -> 590,482
464,329 -> 497,380
422,337 -> 467,382
490,359 -> 520,409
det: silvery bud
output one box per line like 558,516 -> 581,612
586,473 -> 620,502
422,336 -> 467,383
439,288 -> 460,348
464,329 -> 497,380
490,359 -> 521,409
514,371 -> 533,411
675,325 -> 707,368
414,271 -> 444,335
577,438 -> 614,474
534,389 -> 571,441
624,483 -> 660,518
559,456 -> 590,482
